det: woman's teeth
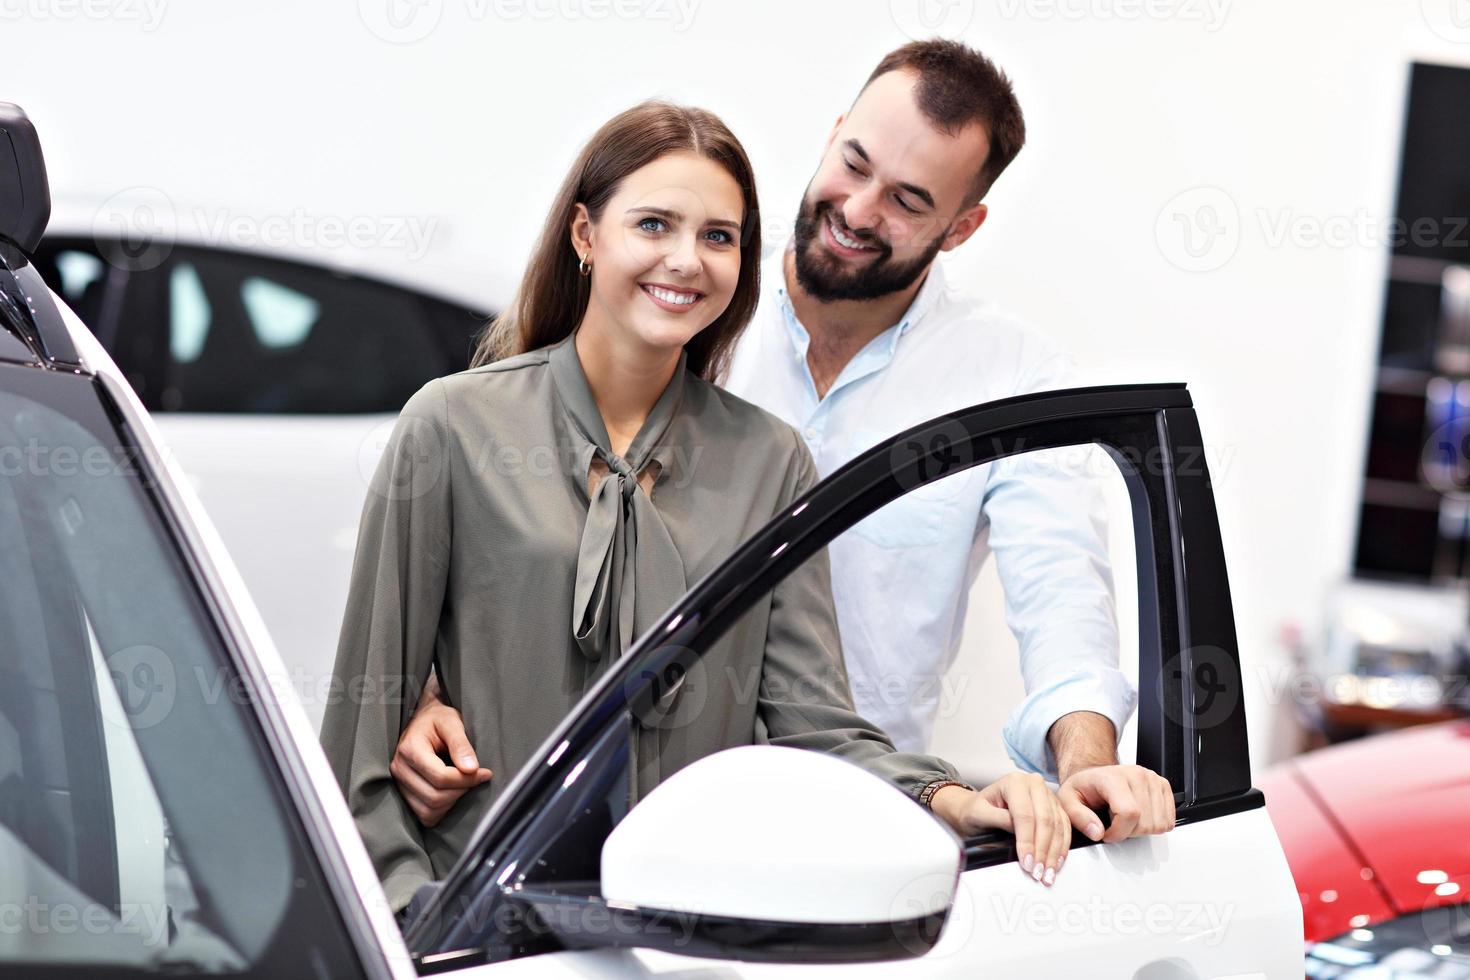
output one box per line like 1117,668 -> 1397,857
829,215 -> 876,250
645,285 -> 698,305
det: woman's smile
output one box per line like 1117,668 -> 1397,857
639,281 -> 706,313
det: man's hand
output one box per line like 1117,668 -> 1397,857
389,674 -> 490,827
1045,710 -> 1175,843
1056,764 -> 1176,843
929,774 -> 1072,886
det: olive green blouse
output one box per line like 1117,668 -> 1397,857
319,331 -> 960,912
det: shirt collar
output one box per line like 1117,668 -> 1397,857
767,245 -> 949,381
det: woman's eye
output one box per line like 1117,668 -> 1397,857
637,217 -> 667,233
705,229 -> 735,246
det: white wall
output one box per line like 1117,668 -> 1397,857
9,0 -> 1470,773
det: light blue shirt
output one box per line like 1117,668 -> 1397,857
724,249 -> 1137,777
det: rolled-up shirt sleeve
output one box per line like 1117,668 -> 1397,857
985,347 -> 1138,779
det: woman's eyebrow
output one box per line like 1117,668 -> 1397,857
629,205 -> 741,232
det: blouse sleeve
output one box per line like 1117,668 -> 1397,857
319,378 -> 453,912
752,429 -> 961,803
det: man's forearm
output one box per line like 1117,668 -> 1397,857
1047,710 -> 1118,783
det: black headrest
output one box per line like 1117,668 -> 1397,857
0,103 -> 51,256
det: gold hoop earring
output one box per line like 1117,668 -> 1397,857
578,252 -> 591,277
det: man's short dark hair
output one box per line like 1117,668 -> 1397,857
862,39 -> 1026,204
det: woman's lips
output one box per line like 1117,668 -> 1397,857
639,282 -> 705,313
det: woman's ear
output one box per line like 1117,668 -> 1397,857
568,203 -> 593,264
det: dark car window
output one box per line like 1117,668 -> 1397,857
0,363 -> 366,977
32,237 -> 489,414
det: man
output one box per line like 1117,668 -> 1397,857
389,39 -> 1174,868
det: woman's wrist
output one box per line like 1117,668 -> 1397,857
921,779 -> 976,832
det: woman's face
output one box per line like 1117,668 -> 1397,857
573,150 -> 745,356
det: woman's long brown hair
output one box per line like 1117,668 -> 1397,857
469,100 -> 761,382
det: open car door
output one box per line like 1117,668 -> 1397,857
406,383 -> 1304,978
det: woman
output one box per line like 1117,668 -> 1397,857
320,101 -> 1073,916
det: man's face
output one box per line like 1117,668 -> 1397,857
793,69 -> 991,303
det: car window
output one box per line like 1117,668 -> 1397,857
33,237 -> 491,415
156,249 -> 448,413
0,364 -> 365,977
408,390 -> 1219,965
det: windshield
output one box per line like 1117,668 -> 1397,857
0,363 -> 363,978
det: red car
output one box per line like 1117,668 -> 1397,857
1260,720 -> 1470,973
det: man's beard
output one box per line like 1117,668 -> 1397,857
792,197 -> 945,303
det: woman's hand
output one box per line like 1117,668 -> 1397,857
928,773 -> 1073,887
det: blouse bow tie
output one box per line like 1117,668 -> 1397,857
551,335 -> 691,729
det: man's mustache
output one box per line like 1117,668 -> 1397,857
808,200 -> 892,258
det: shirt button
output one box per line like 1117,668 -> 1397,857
804,427 -> 818,440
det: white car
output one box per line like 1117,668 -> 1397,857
0,102 -> 1304,978
32,208 -> 491,733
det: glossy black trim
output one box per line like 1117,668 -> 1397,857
961,789 -> 1265,871
0,252 -> 80,367
412,382 -> 1254,961
500,883 -> 946,965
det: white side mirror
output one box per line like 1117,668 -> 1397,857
593,745 -> 962,962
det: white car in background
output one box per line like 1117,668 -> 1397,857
31,218 -> 491,730
2,102 -> 1305,977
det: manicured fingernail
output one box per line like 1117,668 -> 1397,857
1057,854 -> 1066,869
1086,821 -> 1103,840
459,755 -> 476,767
1021,853 -> 1035,873
1043,867 -> 1056,886
1032,863 -> 1044,882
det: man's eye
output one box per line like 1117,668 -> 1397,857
895,196 -> 920,215
638,217 -> 667,233
843,158 -> 864,176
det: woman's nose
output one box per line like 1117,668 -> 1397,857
663,233 -> 703,278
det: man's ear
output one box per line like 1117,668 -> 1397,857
940,202 -> 989,252
568,203 -> 594,261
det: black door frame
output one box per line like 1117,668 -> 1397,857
411,382 -> 1256,962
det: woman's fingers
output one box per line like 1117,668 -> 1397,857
1027,777 -> 1054,884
